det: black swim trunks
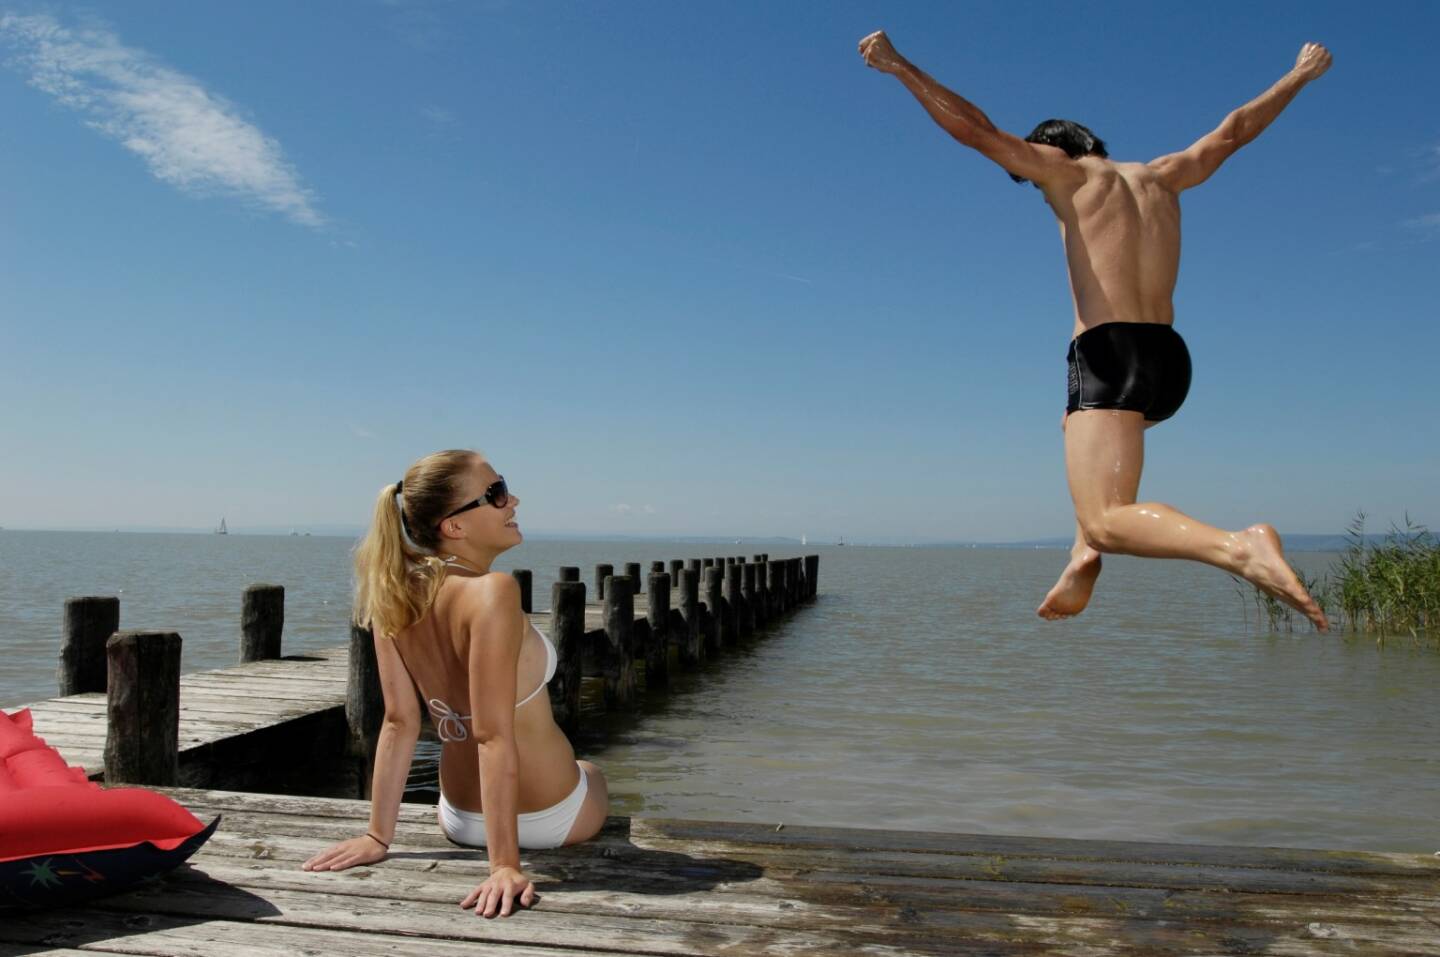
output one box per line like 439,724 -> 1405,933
1066,322 -> 1192,424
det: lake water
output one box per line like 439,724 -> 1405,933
2,529 -> 1435,852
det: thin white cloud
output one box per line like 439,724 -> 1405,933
609,503 -> 633,514
1404,213 -> 1440,233
1,12 -> 324,227
421,104 -> 455,126
349,423 -> 376,439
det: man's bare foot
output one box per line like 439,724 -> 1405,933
1037,548 -> 1102,620
1233,524 -> 1329,631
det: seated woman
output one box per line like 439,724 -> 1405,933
303,449 -> 609,918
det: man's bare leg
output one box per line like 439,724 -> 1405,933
1037,519 -> 1103,620
1063,409 -> 1328,630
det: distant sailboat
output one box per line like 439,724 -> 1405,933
216,517 -> 228,535
837,535 -> 845,547
801,534 -> 807,546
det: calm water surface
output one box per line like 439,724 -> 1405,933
2,530 -> 1435,852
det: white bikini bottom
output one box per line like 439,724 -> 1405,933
438,763 -> 588,850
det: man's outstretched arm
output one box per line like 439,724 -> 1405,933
858,31 -> 1081,188
1150,42 -> 1333,192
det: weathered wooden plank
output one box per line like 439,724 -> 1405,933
0,911 -> 619,957
80,880 -> 936,957
186,831 -> 1437,936
161,789 -> 1440,883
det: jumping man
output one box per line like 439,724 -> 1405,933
859,31 -> 1332,630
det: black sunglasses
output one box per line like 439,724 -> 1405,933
441,476 -> 511,521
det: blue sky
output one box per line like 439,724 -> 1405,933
1,1 -> 1435,543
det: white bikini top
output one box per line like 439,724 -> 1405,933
427,559 -> 559,744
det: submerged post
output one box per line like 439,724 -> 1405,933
678,568 -> 701,667
646,571 -> 671,688
240,584 -> 284,663
104,630 -> 181,786
511,569 -> 533,613
740,563 -> 757,636
550,581 -> 586,735
753,558 -> 770,628
723,563 -> 743,646
702,566 -> 723,655
595,564 -> 614,600
602,575 -> 636,709
59,595 -> 119,695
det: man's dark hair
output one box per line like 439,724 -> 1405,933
1009,119 -> 1108,185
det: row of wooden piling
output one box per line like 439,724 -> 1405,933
48,554 -> 820,786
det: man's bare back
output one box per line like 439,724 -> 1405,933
1043,159 -> 1182,336
860,32 -> 1333,630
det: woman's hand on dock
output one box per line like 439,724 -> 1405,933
300,834 -> 388,872
461,865 -> 539,918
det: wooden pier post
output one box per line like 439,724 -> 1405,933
549,581 -> 586,735
740,563 -> 757,636
686,559 -> 701,582
625,562 -> 642,594
677,568 -> 702,667
58,595 -> 119,695
702,558 -> 714,570
104,631 -> 181,786
559,566 -> 580,583
595,564 -> 614,600
602,575 -> 636,708
753,559 -> 770,628
768,560 -> 784,617
723,562 -> 743,645
346,623 -> 383,775
646,572 -> 671,688
805,554 -> 819,600
668,559 -> 683,585
650,560 -> 665,577
789,558 -> 802,608
240,584 -> 284,663
511,569 -> 533,613
753,554 -> 765,564
702,567 -> 723,655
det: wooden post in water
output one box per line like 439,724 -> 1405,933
789,558 -> 802,608
240,584 -> 284,663
595,564 -> 614,600
702,558 -> 714,570
723,563 -> 743,646
740,563 -> 757,636
677,568 -> 701,666
559,566 -> 580,583
59,596 -> 119,695
768,560 -> 784,617
646,572 -> 670,688
702,567 -> 723,655
511,569 -> 533,613
104,631 -> 181,786
805,554 -> 819,600
686,558 -> 701,581
549,581 -> 586,735
650,560 -> 665,577
602,575 -> 636,708
625,562 -> 642,594
753,559 -> 770,629
346,623 -> 384,784
753,554 -> 765,564
668,559 -> 683,585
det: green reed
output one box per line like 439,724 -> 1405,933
1236,512 -> 1438,642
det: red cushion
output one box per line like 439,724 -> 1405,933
0,709 -> 219,909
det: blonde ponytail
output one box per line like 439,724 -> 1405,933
353,450 -> 479,638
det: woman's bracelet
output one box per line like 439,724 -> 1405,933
366,832 -> 391,850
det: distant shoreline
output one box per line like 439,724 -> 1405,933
0,527 -> 1371,551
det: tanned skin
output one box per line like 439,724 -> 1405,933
860,32 -> 1332,630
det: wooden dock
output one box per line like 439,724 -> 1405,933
3,787 -> 1437,955
13,586 -> 788,788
